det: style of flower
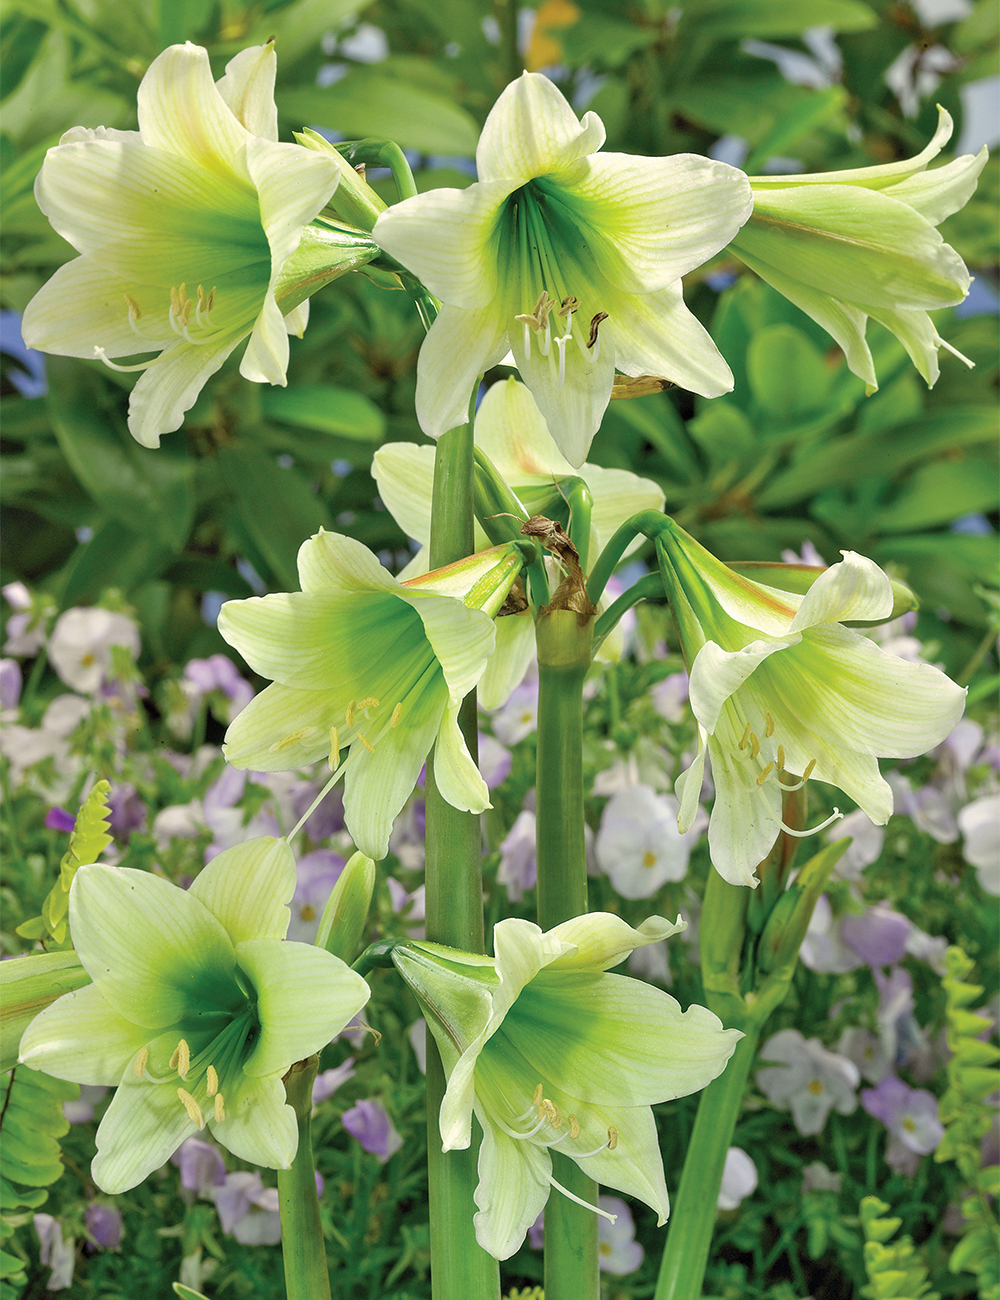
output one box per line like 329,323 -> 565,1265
756,1029 -> 859,1135
21,42 -> 372,448
48,607 -> 140,695
219,530 -> 525,860
393,912 -> 741,1259
373,75 -> 752,465
717,1146 -> 758,1211
342,1099 -> 404,1164
730,107 -> 987,391
19,837 -> 370,1193
656,522 -> 967,886
595,784 -> 705,899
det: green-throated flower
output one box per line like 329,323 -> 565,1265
218,530 -> 526,859
19,837 -> 369,1193
21,41 -> 376,448
372,376 -> 664,703
729,107 -> 987,391
373,71 -> 752,466
393,912 -> 741,1259
656,523 -> 966,886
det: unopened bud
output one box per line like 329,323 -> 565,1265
316,851 -> 376,964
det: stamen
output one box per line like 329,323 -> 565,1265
357,732 -> 375,754
748,732 -> 760,760
607,1126 -> 618,1150
169,1039 -> 191,1078
93,345 -> 156,373
390,702 -> 402,728
935,334 -> 975,368
547,1172 -> 618,1222
802,759 -> 816,781
328,726 -> 340,771
780,807 -> 844,837
557,296 -> 579,316
214,1094 -> 225,1123
738,722 -> 752,751
206,1065 -> 218,1097
756,762 -> 774,786
587,312 -> 608,350
776,743 -> 785,771
532,1083 -> 544,1108
177,1088 -> 205,1128
541,1099 -> 562,1129
356,696 -> 380,710
764,711 -> 775,737
346,700 -> 356,727
555,334 -> 568,387
124,294 -> 144,339
133,1048 -> 149,1079
268,726 -> 319,754
568,1115 -> 580,1139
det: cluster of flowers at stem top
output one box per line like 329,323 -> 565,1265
19,42 -> 983,460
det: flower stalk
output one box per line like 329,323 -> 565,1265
277,1055 -> 332,1300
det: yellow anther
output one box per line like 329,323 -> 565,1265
214,1094 -> 226,1123
764,711 -> 775,738
268,726 -> 318,754
170,286 -> 180,315
390,702 -> 402,728
568,1115 -> 580,1139
124,293 -> 141,320
532,1083 -> 544,1109
356,696 -> 380,710
776,744 -> 785,771
738,722 -> 752,750
541,1099 -> 562,1128
607,1127 -> 618,1150
802,759 -> 816,781
133,1048 -> 149,1079
756,762 -> 774,787
206,1065 -> 219,1098
358,732 -> 375,754
748,732 -> 760,760
557,295 -> 579,316
177,1088 -> 204,1127
169,1039 -> 190,1078
328,726 -> 340,772
346,700 -> 356,727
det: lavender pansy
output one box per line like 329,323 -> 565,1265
342,1099 -> 404,1163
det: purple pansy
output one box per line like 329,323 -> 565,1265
342,1099 -> 404,1163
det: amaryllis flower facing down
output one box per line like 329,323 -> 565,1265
393,912 -> 741,1259
656,522 -> 966,886
19,837 -> 370,1193
373,72 -> 752,465
21,42 -> 375,448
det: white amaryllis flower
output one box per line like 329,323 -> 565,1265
21,42 -> 368,448
373,73 -> 752,465
656,522 -> 966,886
393,913 -> 740,1259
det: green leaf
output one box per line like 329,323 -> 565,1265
0,953 -> 91,1074
0,1067 -> 77,1194
747,324 -> 833,421
744,87 -> 848,172
559,14 -> 660,66
680,0 -> 877,37
261,384 -> 386,442
876,455 -> 999,533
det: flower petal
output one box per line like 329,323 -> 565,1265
788,550 -> 892,632
215,42 -> 278,140
373,182 -> 512,308
189,837 -> 296,946
284,299 -> 309,337
240,291 -> 288,385
564,152 -> 752,293
222,681 -> 337,771
92,1076 -> 199,1193
547,912 -> 686,972
474,374 -> 575,479
296,528 -> 401,595
584,463 -> 664,550
472,1115 -> 552,1259
478,613 -> 536,710
70,864 -> 237,1029
476,72 -> 605,185
866,304 -> 940,386
21,258 -> 174,359
689,637 -> 796,734
127,335 -> 243,448
675,727 -> 708,835
884,145 -> 989,225
137,43 -> 250,179
244,135 -> 340,280
209,1069 -> 297,1169
705,734 -> 783,886
432,703 -> 490,814
562,1101 -> 670,1225
415,304 -> 509,439
237,939 -> 369,1077
19,984 -> 151,1086
608,281 -> 735,400
401,592 -> 495,704
371,443 -> 436,546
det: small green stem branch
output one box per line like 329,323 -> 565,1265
337,138 -> 418,201
278,1056 -> 331,1300
425,404 -> 500,1300
586,510 -> 670,605
593,572 -> 664,653
535,610 -> 599,1300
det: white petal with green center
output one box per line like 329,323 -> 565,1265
19,983 -> 151,1086
21,258 -> 174,359
237,938 -> 369,1077
209,1069 -> 297,1170
788,551 -> 892,632
128,335 -> 243,448
689,637 -> 794,735
373,182 -> 513,308
240,291 -> 289,385
399,592 -> 495,703
476,72 -> 605,185
215,42 -> 278,140
137,43 -> 250,180
608,280 -> 735,400
547,912 -> 686,972
222,681 -> 343,770
416,304 -> 509,439
473,1115 -> 552,1260
70,864 -> 237,1029
704,730 -> 784,886
371,444 -> 436,546
432,703 -> 490,814
565,152 -> 752,293
296,528 -> 401,595
884,147 -> 989,225
478,614 -> 536,711
92,1074 -> 201,1193
189,837 -> 295,946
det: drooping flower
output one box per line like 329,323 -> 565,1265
729,107 -> 987,391
21,42 -> 375,448
373,75 -> 752,465
595,784 -> 704,899
84,1203 -> 123,1252
656,521 -> 967,885
756,1029 -> 859,1135
19,837 -> 370,1193
393,912 -> 741,1259
219,531 -> 526,859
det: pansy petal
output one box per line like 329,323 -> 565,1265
371,443 -> 436,546
476,72 -> 605,184
189,837 -> 296,946
137,43 -> 250,179
547,913 -> 686,972
237,939 -> 369,1077
609,281 -> 734,400
432,703 -> 490,814
19,984 -> 151,1086
415,304 -> 509,439
473,1115 -> 552,1260
788,550 -> 892,632
70,864 -> 236,1029
215,42 -> 278,140
127,335 -> 243,449
209,1070 -> 297,1169
478,613 -> 536,710
92,1076 -> 198,1193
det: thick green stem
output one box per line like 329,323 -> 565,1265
424,412 -> 500,1300
535,610 -> 599,1300
652,1024 -> 761,1300
277,1056 -> 331,1300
